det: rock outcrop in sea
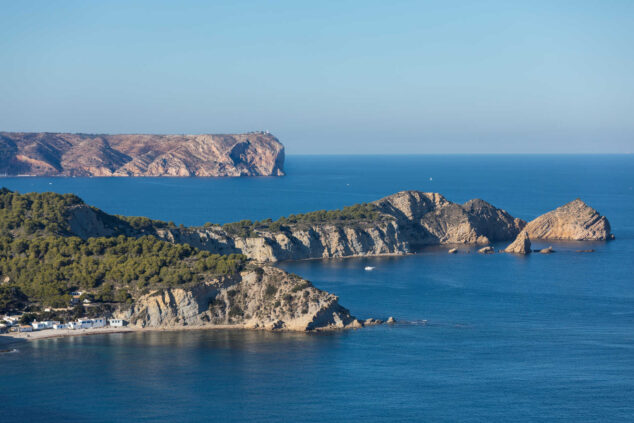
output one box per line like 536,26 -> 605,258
524,199 -> 612,241
0,131 -> 285,177
504,231 -> 531,254
113,266 -> 365,331
478,246 -> 495,254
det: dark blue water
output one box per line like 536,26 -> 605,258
1,155 -> 633,422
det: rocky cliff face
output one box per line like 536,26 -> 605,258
504,231 -> 531,254
373,191 -> 525,247
113,266 -> 365,331
62,190 -> 614,262
524,199 -> 613,241
156,219 -> 409,262
152,191 -> 526,262
0,131 -> 284,177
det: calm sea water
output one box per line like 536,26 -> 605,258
1,155 -> 633,422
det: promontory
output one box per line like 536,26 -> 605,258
0,189 -> 613,334
0,131 -> 285,177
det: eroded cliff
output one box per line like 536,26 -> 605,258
152,191 -> 526,261
114,265 -> 365,331
524,199 -> 613,241
61,190 -> 613,262
0,131 -> 285,177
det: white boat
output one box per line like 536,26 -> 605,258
364,266 -> 375,271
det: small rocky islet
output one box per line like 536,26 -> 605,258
0,189 -> 613,333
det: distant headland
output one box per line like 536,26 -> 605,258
0,131 -> 285,177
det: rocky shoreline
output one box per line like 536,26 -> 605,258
0,317 -> 391,345
0,188 -> 613,337
147,191 -> 614,262
112,265 -> 383,332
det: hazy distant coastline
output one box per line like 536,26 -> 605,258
0,131 -> 285,177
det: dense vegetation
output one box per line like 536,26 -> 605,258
0,188 -> 380,315
0,188 -> 249,314
116,215 -> 170,231
0,188 -> 83,235
221,203 -> 382,237
0,235 -> 246,310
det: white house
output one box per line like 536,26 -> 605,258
75,319 -> 92,329
68,321 -> 85,330
108,319 -> 126,327
74,318 -> 106,329
31,321 -> 60,331
4,316 -> 20,325
88,318 -> 106,328
53,323 -> 69,330
17,325 -> 33,333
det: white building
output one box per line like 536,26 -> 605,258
17,325 -> 33,333
73,318 -> 106,329
3,316 -> 20,325
90,318 -> 106,328
31,321 -> 60,331
68,321 -> 85,330
108,319 -> 126,327
53,323 -> 69,330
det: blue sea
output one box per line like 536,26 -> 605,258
1,155 -> 633,422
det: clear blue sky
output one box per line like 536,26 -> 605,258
1,1 -> 632,153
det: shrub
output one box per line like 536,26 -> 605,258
229,305 -> 243,317
264,285 -> 277,298
291,281 -> 310,293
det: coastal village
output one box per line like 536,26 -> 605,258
0,316 -> 125,334
0,290 -> 127,336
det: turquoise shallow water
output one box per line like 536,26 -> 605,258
1,155 -> 633,422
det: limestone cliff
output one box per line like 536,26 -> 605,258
0,131 -> 285,177
504,231 -> 531,254
154,191 -> 525,262
113,266 -> 365,331
61,190 -> 614,263
524,199 -> 613,241
372,191 -> 524,247
156,219 -> 409,262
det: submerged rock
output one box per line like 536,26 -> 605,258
525,199 -> 613,241
478,246 -> 495,254
504,231 -> 531,255
539,246 -> 555,254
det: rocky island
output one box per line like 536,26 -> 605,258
0,188 -> 613,335
0,131 -> 285,177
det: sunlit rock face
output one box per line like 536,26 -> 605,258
114,266 -> 365,332
524,199 -> 612,241
0,131 -> 285,177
